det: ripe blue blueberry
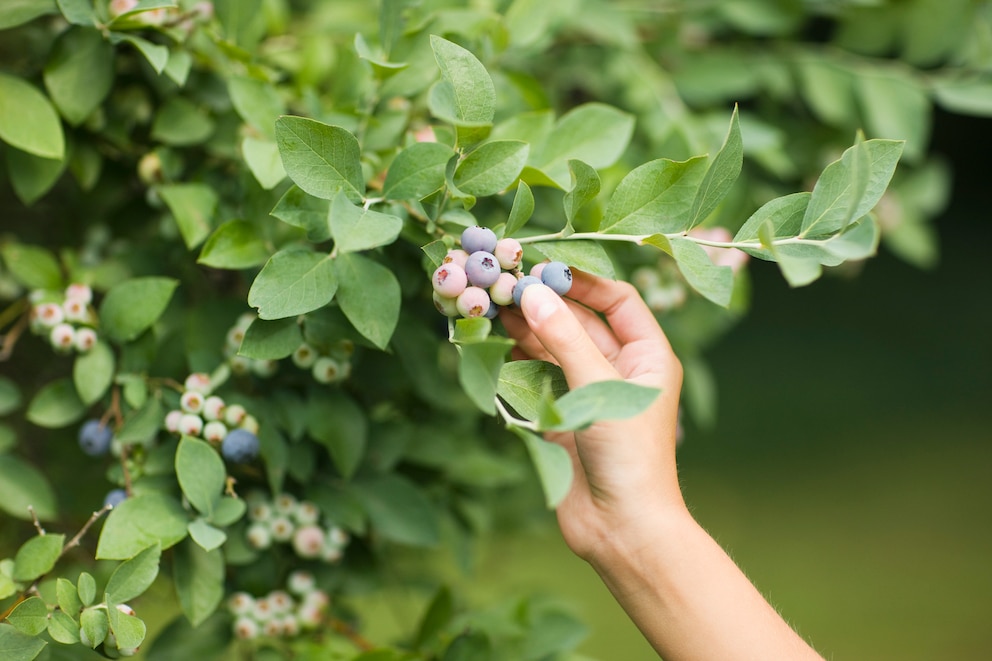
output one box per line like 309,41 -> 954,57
78,419 -> 113,456
222,428 -> 260,463
540,261 -> 573,295
512,275 -> 543,307
464,251 -> 501,288
103,488 -> 127,509
460,226 -> 497,254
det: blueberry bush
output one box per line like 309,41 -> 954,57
0,1 -> 987,659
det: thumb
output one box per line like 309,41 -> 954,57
520,283 -> 618,388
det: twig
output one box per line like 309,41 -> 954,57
27,506 -> 46,536
327,616 -> 376,652
119,443 -> 133,497
0,310 -> 29,362
59,506 -> 112,561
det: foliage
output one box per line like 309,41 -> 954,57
0,0 -> 986,658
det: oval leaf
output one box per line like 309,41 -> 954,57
175,436 -> 226,517
329,193 -> 404,253
96,493 -> 189,560
26,378 -> 84,429
99,276 -> 179,343
275,116 -> 364,201
104,543 -> 161,603
453,140 -> 529,196
74,340 -> 114,405
0,455 -> 57,521
248,249 -> 337,320
0,72 -> 64,159
13,533 -> 65,582
383,141 -> 454,200
333,253 -> 400,350
197,219 -> 269,269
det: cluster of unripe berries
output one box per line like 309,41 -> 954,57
79,603 -> 140,657
29,283 -> 99,354
244,491 -> 349,563
224,313 -> 353,385
431,226 -> 573,319
163,373 -> 261,463
228,571 -> 330,640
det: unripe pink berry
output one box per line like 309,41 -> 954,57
432,263 -> 468,298
203,420 -> 228,442
456,287 -> 491,318
229,355 -> 252,375
312,356 -> 343,384
228,591 -> 255,615
292,525 -> 325,558
234,616 -> 259,640
109,0 -> 139,17
292,343 -> 318,369
287,570 -> 315,595
180,390 -> 205,414
262,618 -> 284,637
50,323 -> 76,351
202,395 -> 225,421
246,522 -> 272,549
74,327 -> 98,352
240,414 -> 260,435
433,292 -> 459,317
184,373 -> 211,394
34,303 -> 64,328
224,403 -> 247,427
164,409 -> 183,433
179,414 -> 204,437
529,262 -> 547,278
494,238 -> 523,269
270,516 -> 294,542
251,358 -> 278,378
63,297 -> 89,323
294,501 -> 320,526
489,272 -> 518,306
249,502 -> 272,522
268,590 -> 293,614
226,326 -> 246,351
274,493 -> 297,513
327,526 -> 349,547
280,615 -> 300,637
65,283 -> 93,304
302,589 -> 330,610
115,604 -> 135,616
442,249 -> 469,268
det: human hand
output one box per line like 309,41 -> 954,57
499,270 -> 686,562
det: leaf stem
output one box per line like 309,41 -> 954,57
494,396 -> 538,432
516,229 -> 828,251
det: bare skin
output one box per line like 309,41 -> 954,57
500,270 -> 824,661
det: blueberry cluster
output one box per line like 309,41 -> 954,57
244,491 -> 349,563
431,227 -> 573,319
228,571 -> 330,640
163,373 -> 260,463
28,283 -> 99,354
224,313 -> 354,385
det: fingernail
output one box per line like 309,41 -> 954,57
523,284 -> 564,323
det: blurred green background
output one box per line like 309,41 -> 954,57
351,112 -> 992,660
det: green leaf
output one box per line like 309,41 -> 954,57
453,140 -> 529,196
856,68 -> 928,162
96,493 -> 189,560
530,103 -> 634,189
164,48 -> 192,87
0,425 -> 14,454
6,147 -> 66,206
248,249 -> 337,320
241,136 -> 286,189
207,496 -> 245,527
114,398 -> 163,445
228,75 -> 285,139
213,0 -> 264,49
0,72 -> 64,159
429,35 -> 496,145
77,572 -> 97,606
801,139 -> 904,237
599,156 -> 709,234
932,76 -> 992,116
531,240 -> 615,280
270,185 -> 332,241
105,543 -> 161,603
349,474 -> 440,547
444,632 -> 492,661
99,276 -> 178,342
333,253 -> 400,350
383,141 -> 454,200
644,235 -> 734,307
80,607 -> 108,649
0,0 -> 57,30
452,317 -> 492,344
458,337 -> 515,415
187,518 -> 227,552
308,391 -> 367,478
329,193 -> 404,253
504,181 -> 535,236
0,378 -> 20,416
176,436 -> 226,518
56,578 -> 83,620
0,623 -> 46,661
7,597 -> 48,636
13,533 -> 65,581
497,360 -> 568,422
413,586 -> 453,650
172,538 -> 224,627
238,317 -> 303,360
158,183 -> 218,249
56,0 -> 97,25
46,609 -> 79,644
541,380 -> 660,432
0,243 -> 63,290
105,596 -> 146,650
151,96 -> 215,146
112,33 -> 169,73
74,340 -> 114,405
421,240 -> 449,269
562,159 -> 601,226
43,27 -> 114,126
197,219 -> 269,269
144,613 -> 232,661
0,455 -> 57,521
275,116 -> 364,202
734,192 -> 810,242
26,378 -> 84,429
688,105 -> 743,229
513,428 -> 573,509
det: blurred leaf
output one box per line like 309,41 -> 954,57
796,55 -> 858,128
599,156 -> 708,234
0,244 -> 62,289
187,518 -> 226,552
214,0 -> 264,49
0,72 -> 64,159
444,632 -> 492,661
349,474 -> 440,547
239,317 -> 302,360
43,27 -> 114,126
228,75 -> 285,139
0,455 -> 57,521
414,586 -> 453,650
74,340 -> 114,405
112,34 -> 168,73
99,276 -> 178,342
6,597 -> 49,636
0,1 -> 57,30
176,436 -> 226,518
248,249 -> 337,320
562,159 -> 600,227
329,193 -> 404,253
105,543 -> 161,603
688,105 -> 743,229
151,96 -> 214,146
275,116 -> 364,202
333,253 -> 400,349
644,235 -> 734,307
145,613 -> 232,660
26,378 -> 85,429
504,181 -> 535,236
6,147 -> 66,206
13,533 -> 64,581
96,493 -> 189,560
383,141 -> 454,199
932,76 -> 992,116
114,398 -> 164,445
158,183 -> 218,249
197,219 -> 269,269
0,622 -> 47,661
242,136 -> 287,189
530,103 -> 634,188
513,428 -> 572,509
531,240 -> 615,280
308,390 -> 367,478
856,68 -> 928,162
458,337 -> 514,415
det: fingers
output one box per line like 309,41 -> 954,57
567,270 -> 672,350
519,283 -> 620,388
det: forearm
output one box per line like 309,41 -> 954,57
588,506 -> 824,661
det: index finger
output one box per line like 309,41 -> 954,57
565,269 -> 672,350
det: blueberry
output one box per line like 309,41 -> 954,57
464,251 -> 501,288
432,263 -> 468,298
512,275 -> 543,307
78,419 -> 113,456
460,226 -> 497,254
222,428 -> 260,463
540,261 -> 573,295
456,287 -> 492,318
103,488 -> 127,509
489,272 -> 518,306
